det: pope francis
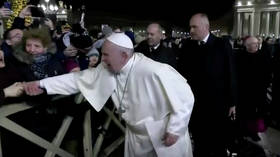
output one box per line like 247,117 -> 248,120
24,32 -> 194,157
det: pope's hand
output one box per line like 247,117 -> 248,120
162,132 -> 179,147
23,81 -> 44,96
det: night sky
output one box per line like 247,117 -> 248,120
25,0 -> 235,27
81,0 -> 235,26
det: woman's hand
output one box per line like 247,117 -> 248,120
3,82 -> 24,97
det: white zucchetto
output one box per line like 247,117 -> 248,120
106,33 -> 133,49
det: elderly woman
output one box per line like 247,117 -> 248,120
13,26 -> 65,80
1,27 -> 67,156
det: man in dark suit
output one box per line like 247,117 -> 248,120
134,23 -> 177,68
178,13 -> 237,157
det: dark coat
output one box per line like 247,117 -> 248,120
135,40 -> 177,68
236,49 -> 271,118
178,34 -> 237,121
178,33 -> 237,156
272,43 -> 280,119
0,59 -> 29,105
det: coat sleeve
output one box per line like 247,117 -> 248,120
224,39 -> 238,107
156,66 -> 194,136
40,72 -> 79,95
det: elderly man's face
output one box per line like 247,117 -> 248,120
25,38 -> 46,55
0,50 -> 5,68
147,24 -> 162,47
101,41 -> 126,73
189,15 -> 208,41
245,37 -> 259,53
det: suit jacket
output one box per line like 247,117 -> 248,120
135,40 -> 177,68
178,34 -> 237,123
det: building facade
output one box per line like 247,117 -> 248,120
234,0 -> 280,38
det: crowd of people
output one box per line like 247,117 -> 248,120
1,2 -> 280,157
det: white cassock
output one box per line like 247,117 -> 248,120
40,53 -> 194,157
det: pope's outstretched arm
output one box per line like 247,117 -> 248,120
25,73 -> 80,96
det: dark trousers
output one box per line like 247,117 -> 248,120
190,114 -> 228,157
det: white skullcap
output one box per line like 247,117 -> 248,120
87,48 -> 99,57
62,32 -> 73,47
106,33 -> 133,49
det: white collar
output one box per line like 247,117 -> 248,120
153,43 -> 160,50
119,55 -> 135,75
202,33 -> 210,43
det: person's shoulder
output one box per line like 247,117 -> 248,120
210,34 -> 228,44
134,40 -> 148,52
209,34 -> 232,49
135,53 -> 166,69
135,53 -> 174,75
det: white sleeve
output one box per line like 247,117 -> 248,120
40,73 -> 80,95
156,66 -> 194,136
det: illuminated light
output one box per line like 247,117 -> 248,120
269,0 -> 276,5
49,4 -> 54,11
41,5 -> 46,11
237,1 -> 242,6
247,1 -> 252,6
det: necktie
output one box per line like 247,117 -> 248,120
198,41 -> 205,45
150,47 -> 156,52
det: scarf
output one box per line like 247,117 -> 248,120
30,53 -> 51,79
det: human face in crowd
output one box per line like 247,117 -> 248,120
88,55 -> 99,68
146,24 -> 162,47
0,50 -> 5,68
189,14 -> 209,41
6,29 -> 23,46
245,37 -> 259,53
64,45 -> 78,57
25,38 -> 46,55
101,41 -> 128,73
